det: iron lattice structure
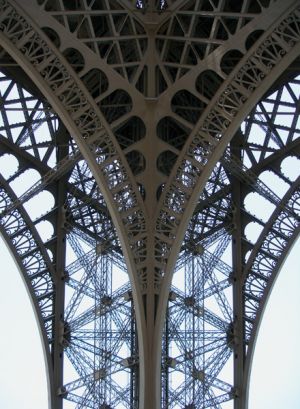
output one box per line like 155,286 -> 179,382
0,1 -> 300,408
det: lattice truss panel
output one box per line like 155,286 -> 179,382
36,0 -> 272,95
0,71 -> 58,338
1,0 -> 299,299
60,237 -> 137,408
0,1 -> 300,408
160,73 -> 300,408
0,65 -> 299,409
61,176 -> 138,408
0,70 -> 138,409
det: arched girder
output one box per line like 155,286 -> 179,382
10,1 -> 299,280
241,177 -> 300,408
0,0 -> 147,280
157,60 -> 300,406
160,105 -> 300,409
0,172 -> 56,404
157,1 -> 300,295
153,6 -> 300,406
0,4 -> 149,399
229,173 -> 300,408
0,68 -> 140,409
0,79 -> 79,408
0,1 -> 300,409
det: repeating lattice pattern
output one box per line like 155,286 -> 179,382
0,1 -> 299,409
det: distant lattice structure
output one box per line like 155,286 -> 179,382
0,1 -> 299,408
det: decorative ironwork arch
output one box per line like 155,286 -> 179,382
0,1 -> 299,408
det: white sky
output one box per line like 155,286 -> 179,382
0,234 -> 299,409
248,237 -> 300,408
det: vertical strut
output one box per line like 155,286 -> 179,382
52,126 -> 71,409
230,137 -> 246,409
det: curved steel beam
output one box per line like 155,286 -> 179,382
0,1 -> 299,408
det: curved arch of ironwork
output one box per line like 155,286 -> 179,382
0,69 -> 139,408
160,70 -> 300,408
0,172 -> 55,395
0,1 -> 299,409
0,0 -> 147,301
0,3 -> 150,398
242,181 -> 300,408
158,2 -> 300,294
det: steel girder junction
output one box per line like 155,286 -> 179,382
0,1 -> 299,408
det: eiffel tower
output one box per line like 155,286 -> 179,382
0,1 -> 299,408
